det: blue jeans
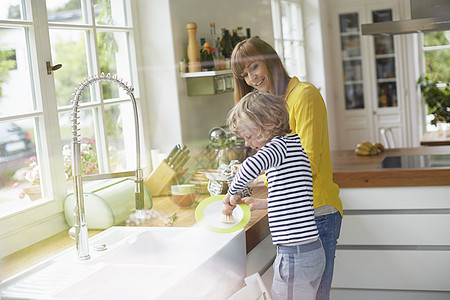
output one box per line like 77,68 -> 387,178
314,211 -> 342,300
271,239 -> 326,300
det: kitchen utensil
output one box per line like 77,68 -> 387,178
195,195 -> 251,233
175,155 -> 190,172
164,145 -> 179,165
171,149 -> 190,170
168,145 -> 183,167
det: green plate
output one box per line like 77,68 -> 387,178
195,195 -> 251,233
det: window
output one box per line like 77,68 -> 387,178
0,0 -> 141,257
271,0 -> 306,80
420,31 -> 450,132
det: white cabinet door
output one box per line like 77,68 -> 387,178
329,0 -> 409,150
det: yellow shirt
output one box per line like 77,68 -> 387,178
285,77 -> 343,217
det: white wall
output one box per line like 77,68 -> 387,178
136,0 -> 275,155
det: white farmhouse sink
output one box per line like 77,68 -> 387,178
0,226 -> 246,299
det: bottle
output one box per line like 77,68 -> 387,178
237,27 -> 246,41
220,28 -> 226,51
221,29 -> 233,59
231,29 -> 241,48
246,28 -> 251,39
186,22 -> 201,72
209,22 -> 219,54
201,42 -> 215,71
200,37 -> 206,52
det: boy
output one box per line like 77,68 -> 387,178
222,90 -> 325,300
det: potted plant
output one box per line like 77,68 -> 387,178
417,76 -> 450,125
20,137 -> 98,200
21,156 -> 41,200
418,76 -> 450,136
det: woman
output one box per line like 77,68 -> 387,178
231,37 -> 343,300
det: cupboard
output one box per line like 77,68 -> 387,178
328,0 -> 413,149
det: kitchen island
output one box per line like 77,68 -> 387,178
2,146 -> 449,299
329,146 -> 450,300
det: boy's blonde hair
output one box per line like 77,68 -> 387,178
227,90 -> 291,141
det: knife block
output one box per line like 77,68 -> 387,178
144,161 -> 177,197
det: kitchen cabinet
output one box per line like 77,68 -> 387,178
330,146 -> 450,299
328,0 -> 412,150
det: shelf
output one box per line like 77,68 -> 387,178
375,54 -> 395,59
342,56 -> 362,61
180,69 -> 234,96
377,78 -> 396,83
179,69 -> 232,78
344,80 -> 364,85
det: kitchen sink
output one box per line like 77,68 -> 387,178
0,226 -> 246,299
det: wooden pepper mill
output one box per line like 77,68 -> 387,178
186,22 -> 201,72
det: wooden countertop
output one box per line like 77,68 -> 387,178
420,131 -> 450,146
0,187 -> 270,282
7,146 -> 449,282
331,146 -> 450,188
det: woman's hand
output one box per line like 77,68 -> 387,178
242,197 -> 268,211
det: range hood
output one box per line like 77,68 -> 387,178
362,0 -> 450,35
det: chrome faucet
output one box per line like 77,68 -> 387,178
69,73 -> 145,260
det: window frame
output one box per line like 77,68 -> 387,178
0,0 -> 144,258
418,31 -> 450,133
271,0 -> 307,80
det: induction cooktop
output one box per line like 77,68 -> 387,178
379,154 -> 450,169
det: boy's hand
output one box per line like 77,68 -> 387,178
222,193 -> 236,215
230,193 -> 242,205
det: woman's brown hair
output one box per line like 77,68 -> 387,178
231,37 -> 291,104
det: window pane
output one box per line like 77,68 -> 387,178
0,27 -> 35,114
0,119 -> 40,217
343,60 -> 362,81
283,40 -> 306,78
105,102 -> 136,172
376,57 -> 396,79
94,0 -> 128,26
47,0 -> 84,24
372,9 -> 392,23
341,35 -> 361,57
59,109 -> 98,181
281,1 -> 302,40
423,31 -> 450,47
425,49 -> 450,83
339,13 -> 359,33
97,31 -> 132,99
345,84 -> 364,109
0,1 -> 23,21
49,29 -> 90,106
422,31 -> 450,132
378,82 -> 397,107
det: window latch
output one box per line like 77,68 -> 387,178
46,61 -> 62,74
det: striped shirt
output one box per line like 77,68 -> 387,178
228,134 -> 318,245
